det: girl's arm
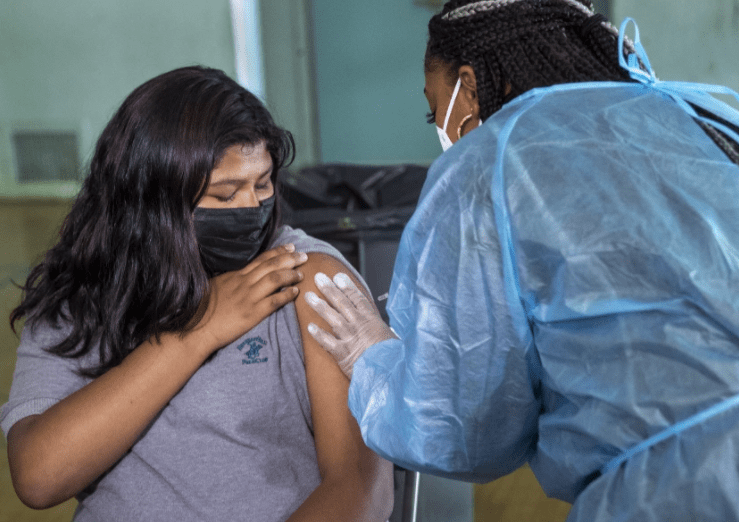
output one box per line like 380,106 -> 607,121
7,245 -> 306,510
288,253 -> 394,522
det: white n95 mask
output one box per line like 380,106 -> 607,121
436,78 -> 462,152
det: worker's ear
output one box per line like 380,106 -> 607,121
458,65 -> 480,121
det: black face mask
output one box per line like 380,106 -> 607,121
194,195 -> 275,275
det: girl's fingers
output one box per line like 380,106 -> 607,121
257,286 -> 300,316
251,252 -> 308,283
240,244 -> 306,278
242,243 -> 293,270
247,267 -> 304,302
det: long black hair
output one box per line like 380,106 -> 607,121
425,0 -> 633,120
10,66 -> 295,377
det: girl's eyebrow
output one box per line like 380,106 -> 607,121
259,166 -> 274,180
207,178 -> 241,187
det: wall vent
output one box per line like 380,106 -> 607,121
12,130 -> 81,183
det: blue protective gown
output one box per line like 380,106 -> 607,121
348,36 -> 739,521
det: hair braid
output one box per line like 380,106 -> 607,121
426,0 -> 634,119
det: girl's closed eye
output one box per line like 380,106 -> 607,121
212,191 -> 237,202
426,111 -> 436,125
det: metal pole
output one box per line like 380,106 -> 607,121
401,471 -> 421,522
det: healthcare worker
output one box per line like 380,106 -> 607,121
303,0 -> 739,520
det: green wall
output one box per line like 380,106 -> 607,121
2,0 -> 738,199
311,0 -> 442,165
310,0 -> 739,167
260,0 -> 320,170
614,0 -> 739,94
0,0 -> 236,198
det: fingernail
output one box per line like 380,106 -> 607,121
305,291 -> 320,305
314,273 -> 331,287
334,273 -> 351,289
296,270 -> 304,281
284,243 -> 295,252
297,252 -> 308,262
308,323 -> 318,334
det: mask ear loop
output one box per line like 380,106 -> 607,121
443,78 -> 463,133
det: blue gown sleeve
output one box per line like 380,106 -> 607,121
348,132 -> 541,483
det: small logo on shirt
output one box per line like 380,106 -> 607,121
237,336 -> 269,365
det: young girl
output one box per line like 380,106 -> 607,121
1,66 -> 393,521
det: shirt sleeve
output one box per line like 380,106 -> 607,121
271,224 -> 372,296
348,133 -> 542,483
1,321 -> 87,438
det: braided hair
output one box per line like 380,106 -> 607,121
426,0 -> 634,119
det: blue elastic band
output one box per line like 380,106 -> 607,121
492,93 -> 544,340
618,18 -> 656,84
657,82 -> 739,146
602,393 -> 739,475
617,18 -> 739,146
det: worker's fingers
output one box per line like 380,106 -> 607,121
304,291 -> 351,337
332,273 -> 376,317
313,273 -> 360,325
306,322 -> 345,360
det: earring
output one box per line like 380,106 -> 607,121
457,114 -> 473,139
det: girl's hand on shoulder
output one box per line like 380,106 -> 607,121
192,243 -> 308,353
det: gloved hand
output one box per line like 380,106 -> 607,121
305,272 -> 397,378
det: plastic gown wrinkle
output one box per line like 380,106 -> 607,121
350,118 -> 539,481
347,75 -> 739,519
530,86 -> 739,519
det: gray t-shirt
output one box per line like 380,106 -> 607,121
1,226 -> 367,522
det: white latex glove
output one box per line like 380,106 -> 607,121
305,272 -> 397,378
